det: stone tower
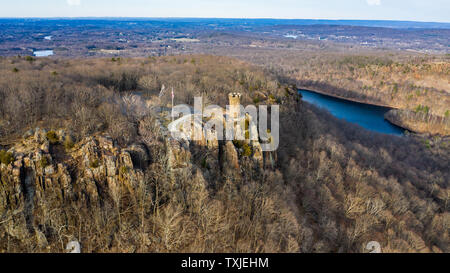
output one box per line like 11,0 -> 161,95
228,93 -> 242,119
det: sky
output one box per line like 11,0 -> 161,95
0,0 -> 449,22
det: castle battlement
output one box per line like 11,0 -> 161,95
229,92 -> 242,106
228,93 -> 242,119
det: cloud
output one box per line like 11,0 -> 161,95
67,0 -> 81,6
366,0 -> 381,6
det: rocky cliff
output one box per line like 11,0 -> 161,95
385,109 -> 450,136
0,112 -> 272,252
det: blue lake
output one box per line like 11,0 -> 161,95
299,89 -> 405,135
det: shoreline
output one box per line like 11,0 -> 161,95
297,86 -> 399,109
297,86 -> 413,134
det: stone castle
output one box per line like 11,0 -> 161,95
167,92 -> 263,164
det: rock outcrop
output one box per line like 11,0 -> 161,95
385,109 -> 450,136
0,104 -> 273,251
0,129 -> 148,248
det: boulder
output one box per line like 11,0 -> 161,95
34,128 -> 47,144
22,129 -> 34,139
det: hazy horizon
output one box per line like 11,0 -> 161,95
1,0 -> 449,23
0,17 -> 449,24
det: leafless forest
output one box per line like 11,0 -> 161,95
0,56 -> 448,252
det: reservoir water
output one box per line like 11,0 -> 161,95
299,89 -> 405,135
33,50 -> 54,57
